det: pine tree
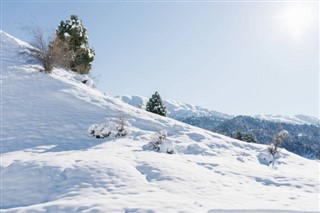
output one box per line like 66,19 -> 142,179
235,131 -> 257,143
146,91 -> 167,116
55,15 -> 95,74
242,133 -> 257,143
236,131 -> 242,141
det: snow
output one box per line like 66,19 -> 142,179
87,48 -> 94,58
64,32 -> 70,37
1,30 -> 320,212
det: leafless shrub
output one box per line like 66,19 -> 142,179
115,115 -> 128,137
49,37 -> 73,69
268,130 -> 289,156
21,25 -> 53,72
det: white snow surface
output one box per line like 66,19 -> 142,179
115,95 -> 231,120
1,30 -> 319,213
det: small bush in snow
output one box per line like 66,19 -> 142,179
88,116 -> 128,139
88,123 -> 111,138
147,130 -> 167,151
144,130 -> 175,154
115,115 -> 128,137
268,130 -> 289,156
258,130 -> 289,167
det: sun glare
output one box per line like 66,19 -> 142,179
278,3 -> 316,39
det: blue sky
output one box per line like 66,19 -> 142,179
1,1 -> 319,117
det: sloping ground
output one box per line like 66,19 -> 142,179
1,31 -> 319,212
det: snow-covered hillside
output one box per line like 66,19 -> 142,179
115,95 -> 232,120
1,31 -> 319,212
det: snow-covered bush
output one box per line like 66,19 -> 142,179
147,130 -> 167,151
258,130 -> 289,167
115,115 -> 128,137
143,130 -> 175,154
88,116 -> 128,139
268,130 -> 289,156
88,123 -> 111,138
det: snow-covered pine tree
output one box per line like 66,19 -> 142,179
146,91 -> 167,116
236,132 -> 257,143
55,15 -> 95,74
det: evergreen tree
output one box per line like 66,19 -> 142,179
55,15 -> 94,74
235,131 -> 257,143
242,132 -> 257,143
146,91 -> 167,116
236,131 -> 242,141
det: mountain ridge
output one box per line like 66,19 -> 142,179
115,95 -> 319,126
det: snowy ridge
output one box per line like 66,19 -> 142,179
254,114 -> 320,126
1,31 -> 319,212
116,95 -> 319,126
115,95 -> 232,119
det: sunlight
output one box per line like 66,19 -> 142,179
278,2 -> 316,39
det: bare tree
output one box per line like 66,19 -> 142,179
20,25 -> 53,72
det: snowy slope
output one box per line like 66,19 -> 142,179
1,31 -> 319,213
115,95 -> 231,120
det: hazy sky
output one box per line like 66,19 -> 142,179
1,1 -> 319,117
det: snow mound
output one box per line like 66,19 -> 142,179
1,31 -> 319,212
